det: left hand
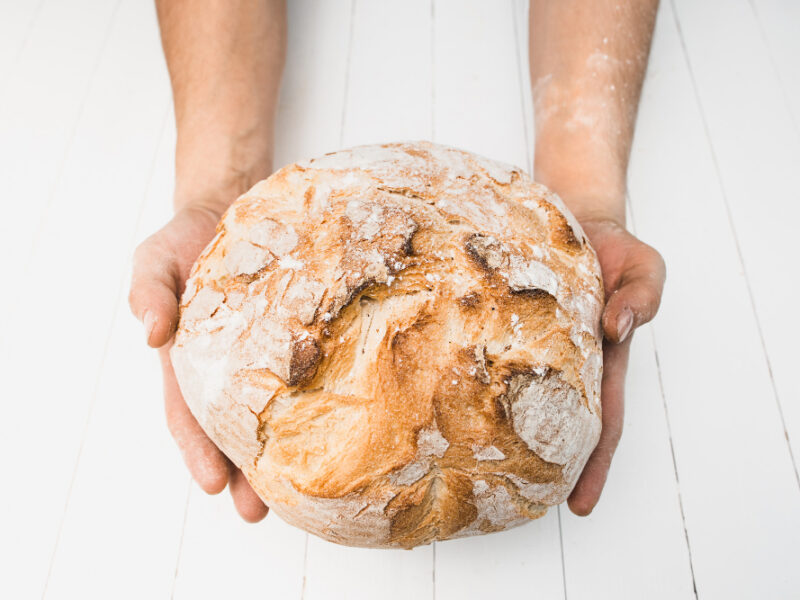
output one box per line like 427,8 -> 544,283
130,202 -> 270,523
567,216 -> 666,515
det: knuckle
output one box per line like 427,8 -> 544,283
643,281 -> 662,305
646,244 -> 667,274
126,285 -> 139,314
131,237 -> 156,266
133,230 -> 173,268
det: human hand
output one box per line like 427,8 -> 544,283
567,215 -> 666,515
129,202 -> 269,523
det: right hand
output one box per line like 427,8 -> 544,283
564,214 -> 666,516
128,202 -> 270,522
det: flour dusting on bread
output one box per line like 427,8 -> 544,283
171,141 -> 603,549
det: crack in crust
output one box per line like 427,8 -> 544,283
169,141 -> 604,549
287,335 -> 321,387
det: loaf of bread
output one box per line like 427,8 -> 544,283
171,141 -> 603,549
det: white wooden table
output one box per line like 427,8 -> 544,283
1,1 -> 798,598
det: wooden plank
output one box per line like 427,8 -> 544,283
560,328 -> 696,599
434,516 -> 565,600
432,0 -> 528,168
302,1 -> 435,597
172,485 -> 307,599
0,0 -> 43,86
339,0 -> 433,148
0,0 -> 169,595
303,542 -> 433,600
671,0 -> 800,486
44,118 -> 190,599
0,0 -> 120,323
274,0 -> 355,167
628,1 -> 800,597
749,0 -> 800,131
432,3 -> 564,598
513,0 -> 534,171
172,1 -> 354,596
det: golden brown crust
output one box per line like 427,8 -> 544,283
170,141 -> 604,549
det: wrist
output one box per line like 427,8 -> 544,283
174,164 -> 270,214
534,146 -> 627,227
547,190 -> 627,228
172,100 -> 276,211
173,141 -> 273,215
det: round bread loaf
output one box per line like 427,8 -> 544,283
171,141 -> 604,549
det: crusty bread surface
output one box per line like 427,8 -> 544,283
170,141 -> 604,549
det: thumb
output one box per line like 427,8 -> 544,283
602,250 -> 666,344
128,236 -> 180,348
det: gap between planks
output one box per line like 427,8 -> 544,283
745,0 -> 800,141
171,481 -> 194,600
0,0 -> 46,88
41,103 -> 172,599
338,0 -> 357,148
627,195 -> 699,600
669,0 -> 800,492
17,0 -> 124,297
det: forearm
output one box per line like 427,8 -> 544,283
530,0 -> 658,224
156,0 -> 287,211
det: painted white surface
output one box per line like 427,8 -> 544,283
1,0 -> 798,598
0,0 -> 121,322
44,119 -> 187,599
672,0 -> 800,498
629,2 -> 800,597
341,0 -> 433,148
0,0 -> 169,596
432,0 -> 529,168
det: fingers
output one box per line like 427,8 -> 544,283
159,347 -> 230,495
602,244 -> 666,343
129,236 -> 180,348
129,206 -> 223,347
229,468 -> 270,523
161,346 -> 269,524
568,338 -> 631,516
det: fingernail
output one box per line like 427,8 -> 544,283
143,310 -> 157,343
617,307 -> 634,343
